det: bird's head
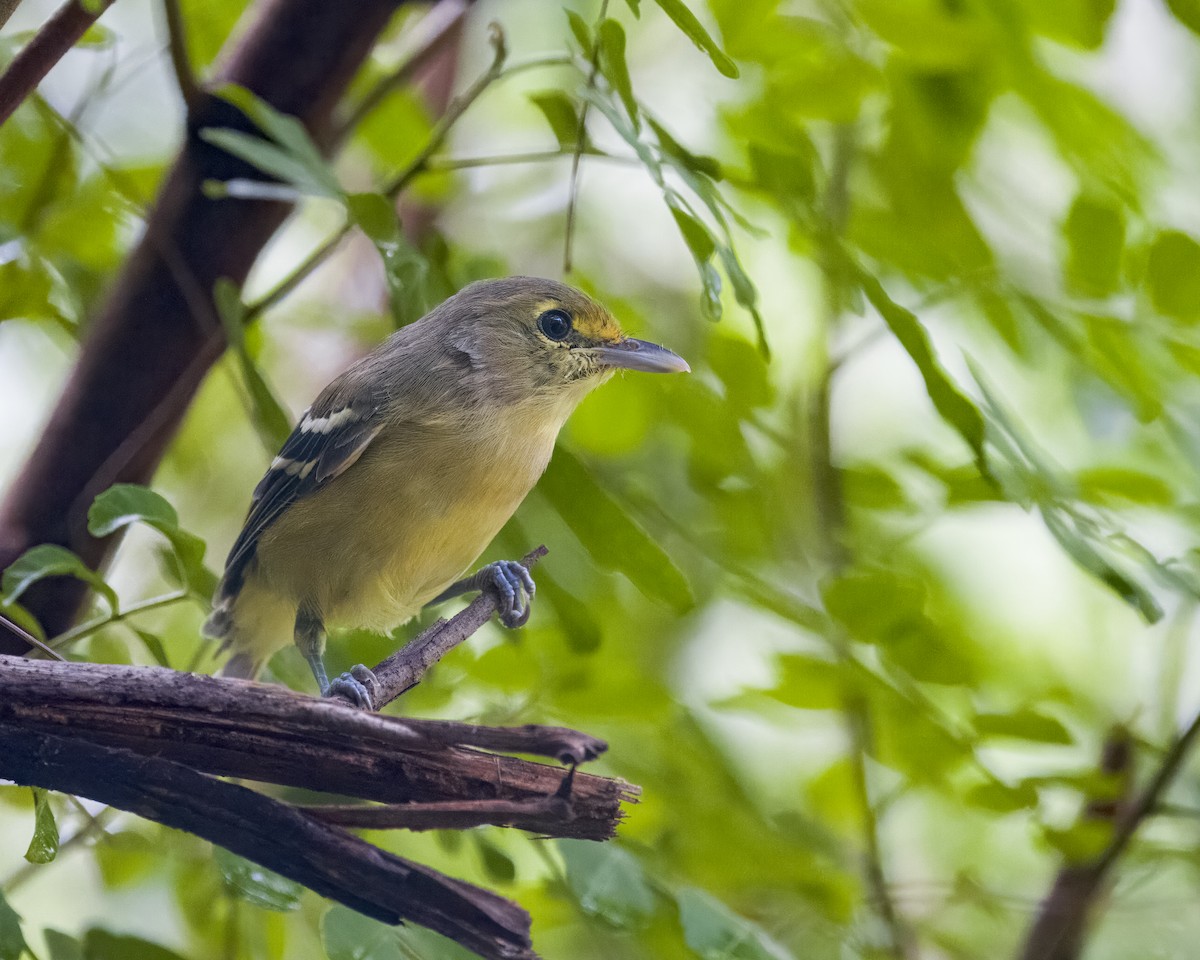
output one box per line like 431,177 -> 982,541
433,276 -> 689,406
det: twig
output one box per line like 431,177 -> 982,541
562,0 -> 608,275
47,588 -> 190,650
302,795 -> 573,832
0,0 -> 116,129
331,0 -> 471,146
0,612 -> 65,661
159,0 -> 200,112
364,545 -> 548,707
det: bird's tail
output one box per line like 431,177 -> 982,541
203,579 -> 291,681
219,651 -> 264,679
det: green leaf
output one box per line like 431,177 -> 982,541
1164,0 -> 1200,35
0,891 -> 28,960
651,0 -> 739,78
560,840 -> 657,929
565,8 -> 593,52
133,629 -> 172,669
24,788 -> 59,864
966,780 -> 1039,814
2,544 -> 118,614
322,905 -> 403,960
668,201 -> 716,262
768,654 -> 847,710
214,848 -> 304,911
598,19 -> 639,124
647,117 -> 721,179
822,568 -> 924,639
536,563 -> 602,653
87,484 -> 212,595
975,709 -> 1073,745
1063,194 -> 1125,298
528,91 -> 580,149
344,194 -> 431,329
81,929 -> 189,960
540,449 -> 693,612
214,278 -> 294,451
1075,467 -> 1174,506
44,929 -> 84,960
859,271 -> 987,469
676,887 -> 795,960
473,835 -> 516,884
206,85 -> 341,199
1146,229 -> 1200,322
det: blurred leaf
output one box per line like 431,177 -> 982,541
764,654 -> 846,711
975,709 -> 1073,745
540,448 -> 693,613
648,117 -> 721,179
44,930 -> 84,960
1146,229 -> 1200,322
88,485 -> 212,595
1075,467 -> 1173,506
536,563 -> 602,653
565,8 -> 593,51
322,906 -> 402,960
676,886 -> 794,960
652,0 -> 739,77
82,930 -> 189,960
966,779 -> 1039,814
561,840 -> 657,928
473,835 -> 516,884
1166,0 -> 1200,34
214,278 -> 293,450
0,891 -> 27,960
1063,194 -> 1124,298
859,271 -> 987,468
1041,820 -> 1113,863
24,787 -> 58,864
345,193 -> 431,328
528,91 -> 579,149
214,848 -> 303,911
822,568 -> 924,639
598,19 -> 639,123
1,544 -> 118,613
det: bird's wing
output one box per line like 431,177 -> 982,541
206,377 -> 386,628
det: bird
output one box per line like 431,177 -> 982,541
202,276 -> 689,709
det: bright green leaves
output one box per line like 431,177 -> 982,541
974,709 -> 1073,745
88,484 -> 213,597
0,891 -> 28,960
345,191 -> 430,329
1063,194 -> 1125,298
1,544 -> 118,614
214,849 -> 304,911
1146,229 -> 1200,322
651,0 -> 739,78
23,788 -> 59,864
1165,0 -> 1200,35
540,448 -> 693,613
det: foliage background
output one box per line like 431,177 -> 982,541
3,0 -> 1200,958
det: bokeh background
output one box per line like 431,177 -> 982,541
3,0 -> 1200,957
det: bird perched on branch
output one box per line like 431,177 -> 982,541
203,276 -> 689,709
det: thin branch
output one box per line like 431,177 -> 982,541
562,0 -> 607,275
159,0 -> 200,112
332,0 -> 471,145
302,795 -> 574,833
47,588 -> 190,650
0,0 -> 116,129
0,612 -> 65,661
363,545 -> 548,708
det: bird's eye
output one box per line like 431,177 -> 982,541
538,309 -> 572,341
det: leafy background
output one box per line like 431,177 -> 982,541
3,0 -> 1200,958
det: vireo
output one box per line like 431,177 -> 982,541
203,276 -> 688,708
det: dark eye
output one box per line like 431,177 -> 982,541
538,309 -> 572,341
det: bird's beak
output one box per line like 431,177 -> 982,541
590,338 -> 691,374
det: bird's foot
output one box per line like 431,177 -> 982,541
480,559 -> 535,628
325,663 -> 380,711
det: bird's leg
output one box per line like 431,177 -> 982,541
429,560 -> 536,628
294,603 -> 379,710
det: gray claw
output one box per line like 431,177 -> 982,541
326,663 -> 379,711
488,560 -> 534,628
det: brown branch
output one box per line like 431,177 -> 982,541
302,796 -> 574,833
0,0 -> 115,129
0,0 -> 421,648
0,0 -> 23,32
1018,722 -> 1190,960
0,727 -> 538,960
